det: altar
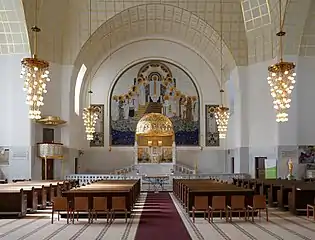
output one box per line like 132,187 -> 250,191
134,113 -> 176,175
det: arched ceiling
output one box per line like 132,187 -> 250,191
73,4 -> 237,79
3,0 -> 314,66
22,0 -> 247,67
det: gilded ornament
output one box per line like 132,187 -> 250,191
136,113 -> 174,136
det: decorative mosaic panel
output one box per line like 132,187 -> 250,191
90,104 -> 104,147
298,146 -> 315,164
110,60 -> 200,146
205,105 -> 219,147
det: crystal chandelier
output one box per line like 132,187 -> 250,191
267,0 -> 295,123
83,99 -> 98,141
21,53 -> 50,119
268,62 -> 296,122
20,1 -> 50,120
83,1 -> 98,141
215,0 -> 229,139
215,104 -> 230,139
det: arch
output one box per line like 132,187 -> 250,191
108,59 -> 201,146
108,58 -> 202,112
70,4 -> 237,114
80,38 -> 216,119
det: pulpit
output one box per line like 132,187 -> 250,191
37,143 -> 64,180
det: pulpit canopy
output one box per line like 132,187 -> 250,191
136,113 -> 174,137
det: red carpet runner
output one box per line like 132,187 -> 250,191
135,192 -> 191,240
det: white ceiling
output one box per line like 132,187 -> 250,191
1,0 -> 314,67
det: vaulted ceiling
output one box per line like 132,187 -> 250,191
1,0 -> 314,69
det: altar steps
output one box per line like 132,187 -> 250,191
145,102 -> 162,114
135,103 -> 149,119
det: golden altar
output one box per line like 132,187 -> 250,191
134,113 -> 176,164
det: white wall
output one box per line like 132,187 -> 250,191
0,54 -> 32,180
296,56 -> 315,145
3,39 -> 315,178
30,63 -> 77,180
233,56 -> 315,177
76,39 -> 231,173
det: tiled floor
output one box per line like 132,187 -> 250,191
170,193 -> 315,240
0,193 -> 314,240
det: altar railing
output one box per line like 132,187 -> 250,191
65,172 -> 250,186
65,174 -> 140,185
172,173 -> 251,181
173,163 -> 195,174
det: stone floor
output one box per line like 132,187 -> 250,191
0,193 -> 314,240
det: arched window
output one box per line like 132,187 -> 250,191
74,64 -> 87,116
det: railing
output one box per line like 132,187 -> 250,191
173,163 -> 195,174
65,172 -> 250,186
65,174 -> 141,186
172,173 -> 251,181
112,165 -> 137,175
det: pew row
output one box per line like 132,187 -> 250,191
0,180 -> 72,216
59,179 -> 141,221
233,178 -> 315,216
173,179 -> 257,220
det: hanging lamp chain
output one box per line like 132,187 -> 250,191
276,0 -> 289,62
88,0 -> 92,106
219,0 -> 224,106
31,0 -> 41,58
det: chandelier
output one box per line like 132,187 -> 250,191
267,0 -> 295,123
21,53 -> 50,119
20,0 -> 50,120
215,0 -> 229,139
83,0 -> 98,141
83,103 -> 98,141
215,103 -> 230,139
267,62 -> 296,122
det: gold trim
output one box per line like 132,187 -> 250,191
268,61 -> 295,73
36,116 -> 67,126
21,57 -> 49,69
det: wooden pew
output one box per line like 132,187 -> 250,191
267,180 -> 301,207
277,181 -> 315,210
0,189 -> 27,217
62,179 -> 140,219
288,185 -> 315,215
0,185 -> 38,212
173,179 -> 254,217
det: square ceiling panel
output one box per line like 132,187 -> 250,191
0,0 -> 29,54
241,0 -> 271,32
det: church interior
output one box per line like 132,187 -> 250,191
1,0 -> 315,239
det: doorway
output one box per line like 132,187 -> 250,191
231,157 -> 235,173
74,158 -> 78,174
42,128 -> 55,180
255,157 -> 267,179
42,159 -> 54,180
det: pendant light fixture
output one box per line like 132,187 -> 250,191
267,0 -> 296,123
21,0 -> 50,120
215,0 -> 230,139
83,0 -> 98,141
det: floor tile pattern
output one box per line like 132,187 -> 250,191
0,193 -> 314,240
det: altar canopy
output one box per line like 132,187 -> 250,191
135,113 -> 175,164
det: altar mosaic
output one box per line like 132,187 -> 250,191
110,61 -> 200,146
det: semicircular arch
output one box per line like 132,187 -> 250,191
71,3 -> 237,113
